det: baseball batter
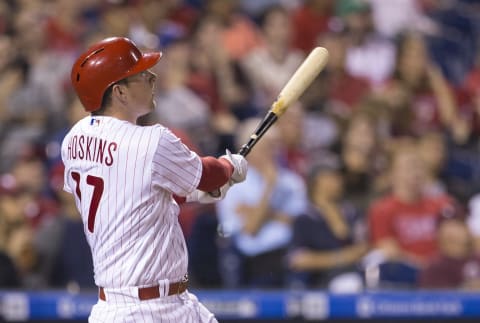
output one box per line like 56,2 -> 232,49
61,37 -> 247,322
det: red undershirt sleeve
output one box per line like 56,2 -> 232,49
173,195 -> 186,204
173,156 -> 233,204
197,156 -> 233,192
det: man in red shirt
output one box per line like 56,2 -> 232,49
420,212 -> 480,290
368,141 -> 454,267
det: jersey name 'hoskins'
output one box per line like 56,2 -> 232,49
66,135 -> 118,166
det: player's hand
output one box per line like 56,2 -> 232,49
221,149 -> 248,183
186,182 -> 231,204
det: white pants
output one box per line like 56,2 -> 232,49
89,288 -> 217,323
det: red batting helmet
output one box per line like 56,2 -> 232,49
71,37 -> 162,112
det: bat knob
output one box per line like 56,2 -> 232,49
208,188 -> 221,198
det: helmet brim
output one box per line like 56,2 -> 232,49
125,51 -> 162,78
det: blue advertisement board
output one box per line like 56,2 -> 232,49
0,290 -> 479,321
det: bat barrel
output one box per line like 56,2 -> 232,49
238,47 -> 328,157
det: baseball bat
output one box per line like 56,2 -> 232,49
238,47 -> 329,156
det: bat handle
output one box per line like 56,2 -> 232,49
238,144 -> 250,156
237,111 -> 278,157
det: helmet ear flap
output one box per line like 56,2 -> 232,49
71,37 -> 162,112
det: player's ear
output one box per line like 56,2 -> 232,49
112,83 -> 128,105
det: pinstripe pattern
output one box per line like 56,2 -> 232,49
62,116 -> 213,322
88,291 -> 217,322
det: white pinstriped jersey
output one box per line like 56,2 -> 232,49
61,116 -> 202,288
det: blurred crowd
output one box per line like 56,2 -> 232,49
1,0 -> 480,292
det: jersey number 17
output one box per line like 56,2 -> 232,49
71,171 -> 104,233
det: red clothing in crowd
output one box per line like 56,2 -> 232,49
368,194 -> 453,261
328,72 -> 371,109
45,17 -> 84,52
382,79 -> 460,137
461,68 -> 480,135
168,4 -> 199,32
291,5 -> 331,53
420,255 -> 480,289
409,90 -> 444,134
187,72 -> 227,114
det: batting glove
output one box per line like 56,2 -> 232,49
220,149 -> 248,183
186,182 -> 231,204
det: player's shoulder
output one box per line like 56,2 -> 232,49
96,116 -> 167,137
62,116 -> 89,140
71,115 -> 90,129
140,122 -> 167,133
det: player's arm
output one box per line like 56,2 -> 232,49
197,156 -> 234,192
153,128 -> 246,198
153,128 -> 247,205
177,152 -> 248,204
172,156 -> 232,204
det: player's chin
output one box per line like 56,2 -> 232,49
138,101 -> 155,117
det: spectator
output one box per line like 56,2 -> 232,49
216,118 -> 307,287
299,32 -> 373,162
43,0 -> 86,52
438,58 -> 480,201
97,0 -> 134,38
290,0 -> 334,53
417,131 -> 448,197
43,164 -> 95,290
130,0 -> 199,50
376,31 -> 461,138
9,149 -> 59,229
188,14 -> 253,151
276,103 -> 311,177
368,140 -> 455,268
152,37 -> 215,154
0,250 -> 19,288
368,0 -> 433,39
129,0 -> 166,49
240,0 -> 302,20
0,56 -> 54,172
420,209 -> 480,290
338,0 -> 396,86
0,175 -> 57,288
0,177 -> 29,242
461,55 -> 480,140
321,31 -> 371,116
14,2 -> 74,117
287,163 -> 367,290
467,193 -> 480,254
0,0 -> 16,35
43,97 -> 89,169
6,225 -> 44,288
241,4 -> 305,111
187,205 -> 223,288
204,0 -> 261,61
421,0 -> 478,84
340,112 -> 386,214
